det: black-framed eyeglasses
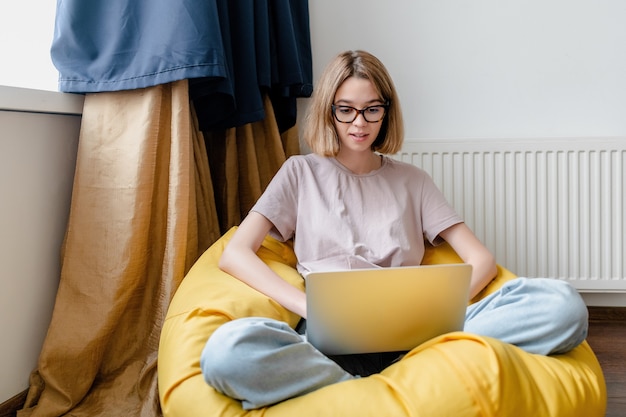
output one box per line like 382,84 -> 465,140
331,102 -> 389,123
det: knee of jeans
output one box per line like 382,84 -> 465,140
200,318 -> 264,383
540,279 -> 589,335
200,321 -> 237,382
200,317 -> 292,383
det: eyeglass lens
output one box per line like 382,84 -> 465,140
333,105 -> 386,123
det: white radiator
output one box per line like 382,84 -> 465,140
397,137 -> 626,292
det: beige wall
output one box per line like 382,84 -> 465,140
0,86 -> 83,402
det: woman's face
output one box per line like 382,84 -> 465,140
332,76 -> 385,156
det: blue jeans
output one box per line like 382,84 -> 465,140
200,278 -> 588,410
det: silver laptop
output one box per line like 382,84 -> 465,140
305,264 -> 472,355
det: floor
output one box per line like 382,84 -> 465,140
586,307 -> 626,417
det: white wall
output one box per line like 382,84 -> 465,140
0,1 -> 58,91
0,87 -> 83,402
305,0 -> 626,139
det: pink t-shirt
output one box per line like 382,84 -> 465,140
251,153 -> 462,276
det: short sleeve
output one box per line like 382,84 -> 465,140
419,172 -> 463,245
251,157 -> 300,241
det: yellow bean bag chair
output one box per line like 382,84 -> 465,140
158,227 -> 607,416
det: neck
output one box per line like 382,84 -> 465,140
335,151 -> 381,174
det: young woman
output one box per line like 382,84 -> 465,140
200,50 -> 588,410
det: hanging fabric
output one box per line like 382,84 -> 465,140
51,0 -> 312,132
51,1 -> 228,92
189,0 -> 313,132
22,3 -> 311,414
18,84 -> 295,417
25,0 -> 310,417
18,80 -> 219,417
205,95 -> 301,233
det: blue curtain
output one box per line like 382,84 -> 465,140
51,0 -> 312,131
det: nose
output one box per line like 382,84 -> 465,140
352,111 -> 368,126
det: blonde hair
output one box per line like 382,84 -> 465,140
303,50 -> 404,156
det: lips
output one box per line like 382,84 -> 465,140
350,132 -> 369,141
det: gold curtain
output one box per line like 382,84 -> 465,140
204,94 -> 300,232
18,80 -> 297,416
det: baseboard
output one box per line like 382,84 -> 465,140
0,390 -> 27,417
581,292 -> 626,307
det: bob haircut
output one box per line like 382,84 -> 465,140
303,50 -> 404,156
